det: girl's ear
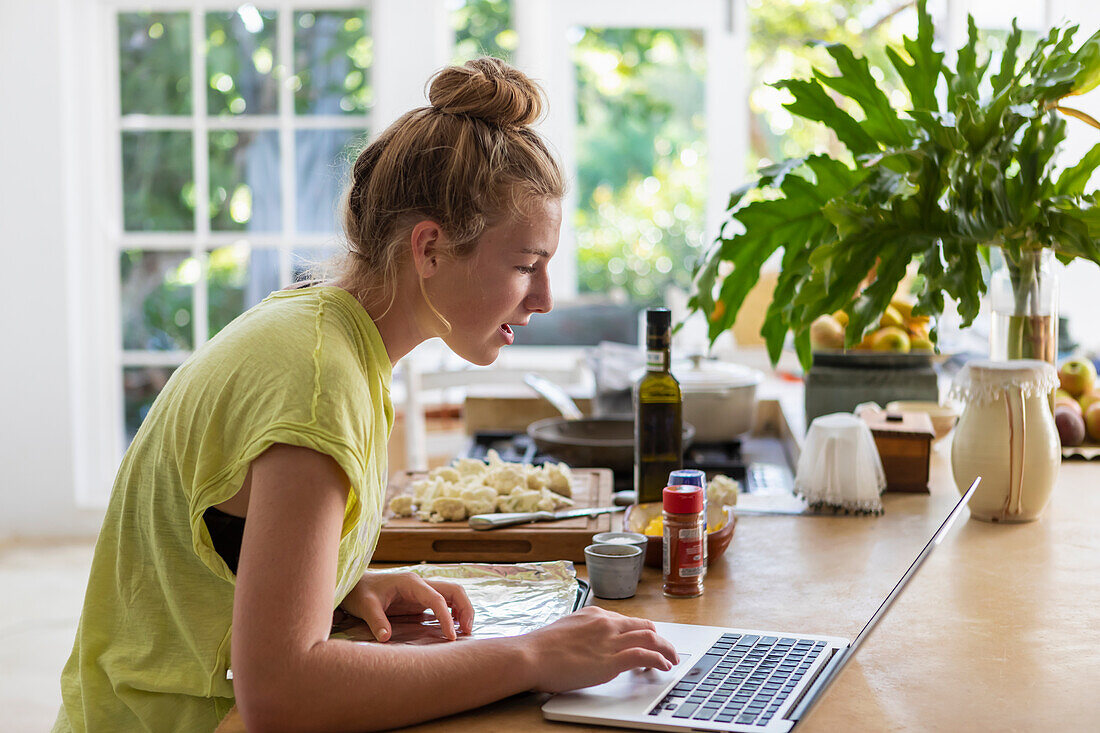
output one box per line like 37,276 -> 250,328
409,219 -> 445,278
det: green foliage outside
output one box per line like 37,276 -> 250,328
692,0 -> 1100,369
452,0 -> 515,63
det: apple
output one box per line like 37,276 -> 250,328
1079,389 -> 1100,414
879,305 -> 905,329
889,297 -> 914,321
1058,358 -> 1097,398
870,326 -> 911,352
910,335 -> 934,351
1086,402 -> 1100,442
1056,395 -> 1083,416
1055,406 -> 1087,446
810,314 -> 846,350
1056,388 -> 1075,402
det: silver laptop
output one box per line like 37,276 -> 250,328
543,477 -> 981,732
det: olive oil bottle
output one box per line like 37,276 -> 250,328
634,308 -> 683,504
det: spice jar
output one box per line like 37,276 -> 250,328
662,484 -> 706,598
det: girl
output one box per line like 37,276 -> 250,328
55,58 -> 677,733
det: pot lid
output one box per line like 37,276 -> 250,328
629,355 -> 764,392
674,358 -> 764,391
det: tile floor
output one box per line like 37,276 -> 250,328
0,539 -> 95,732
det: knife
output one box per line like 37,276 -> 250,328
469,506 -> 625,530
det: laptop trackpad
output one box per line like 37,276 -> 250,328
544,654 -> 692,714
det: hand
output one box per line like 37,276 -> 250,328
340,572 -> 475,642
524,607 -> 679,693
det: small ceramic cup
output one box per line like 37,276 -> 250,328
592,531 -> 648,584
584,543 -> 644,599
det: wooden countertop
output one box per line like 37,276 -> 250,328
218,447 -> 1100,731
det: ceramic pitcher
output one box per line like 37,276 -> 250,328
949,360 -> 1060,522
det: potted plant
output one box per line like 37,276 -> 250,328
690,0 -> 1100,368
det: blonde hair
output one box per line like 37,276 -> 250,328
336,57 -> 565,316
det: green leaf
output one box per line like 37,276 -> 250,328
775,79 -> 879,157
1055,143 -> 1100,196
815,44 -> 912,147
1069,29 -> 1100,95
991,21 -> 1023,96
888,0 -> 943,111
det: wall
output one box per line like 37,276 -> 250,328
0,0 -> 105,539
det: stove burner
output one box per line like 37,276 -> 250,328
461,431 -> 747,493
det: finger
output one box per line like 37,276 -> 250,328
427,580 -> 475,634
615,629 -> 680,665
357,595 -> 393,642
411,584 -> 458,640
614,648 -> 675,672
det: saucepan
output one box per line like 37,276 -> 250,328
523,373 -> 695,473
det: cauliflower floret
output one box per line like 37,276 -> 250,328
412,478 -> 440,504
462,498 -> 496,517
708,474 -> 740,507
453,458 -> 489,478
460,485 -> 498,504
541,488 -> 574,510
525,468 -> 550,492
544,462 -> 573,497
388,495 -> 416,517
498,488 -> 542,513
485,464 -> 527,495
426,496 -> 467,522
428,466 -> 461,484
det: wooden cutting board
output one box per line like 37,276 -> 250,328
372,468 -> 614,563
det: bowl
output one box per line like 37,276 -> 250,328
623,502 -> 735,569
885,400 -> 960,441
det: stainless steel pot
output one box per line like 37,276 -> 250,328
655,356 -> 764,442
526,417 -> 696,473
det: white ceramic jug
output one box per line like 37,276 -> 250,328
949,360 -> 1060,522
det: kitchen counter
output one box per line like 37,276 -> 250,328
218,445 -> 1100,731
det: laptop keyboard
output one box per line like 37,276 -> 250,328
649,633 -> 827,727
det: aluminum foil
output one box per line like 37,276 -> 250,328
331,561 -> 583,645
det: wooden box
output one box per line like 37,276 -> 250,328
860,410 -> 935,493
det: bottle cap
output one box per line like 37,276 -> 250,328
663,484 -> 704,514
646,308 -> 671,335
667,469 -> 706,488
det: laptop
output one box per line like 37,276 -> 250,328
542,477 -> 981,732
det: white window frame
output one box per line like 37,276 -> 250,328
515,0 -> 746,299
72,0 -> 746,506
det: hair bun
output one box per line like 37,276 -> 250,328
428,57 -> 544,128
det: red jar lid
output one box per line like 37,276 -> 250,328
663,485 -> 704,514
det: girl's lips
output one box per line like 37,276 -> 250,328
499,323 -> 515,345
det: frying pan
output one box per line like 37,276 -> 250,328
526,416 -> 695,474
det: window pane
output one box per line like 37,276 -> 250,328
120,250 -> 196,351
124,366 -> 177,444
119,12 -> 191,115
209,130 -> 281,232
292,246 -> 343,284
295,129 -> 366,232
746,0 -> 914,174
293,10 -> 373,115
572,28 -> 707,303
122,131 -> 195,231
207,244 -> 281,337
206,8 -> 279,116
452,0 -> 515,63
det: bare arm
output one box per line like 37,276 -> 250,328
231,444 -> 677,733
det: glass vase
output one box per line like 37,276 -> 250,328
989,248 -> 1058,364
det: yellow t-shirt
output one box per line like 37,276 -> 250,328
54,286 -> 393,732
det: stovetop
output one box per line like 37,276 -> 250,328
459,430 -> 763,493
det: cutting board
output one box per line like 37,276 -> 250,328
372,468 -> 614,563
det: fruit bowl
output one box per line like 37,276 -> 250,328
623,502 -> 735,569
